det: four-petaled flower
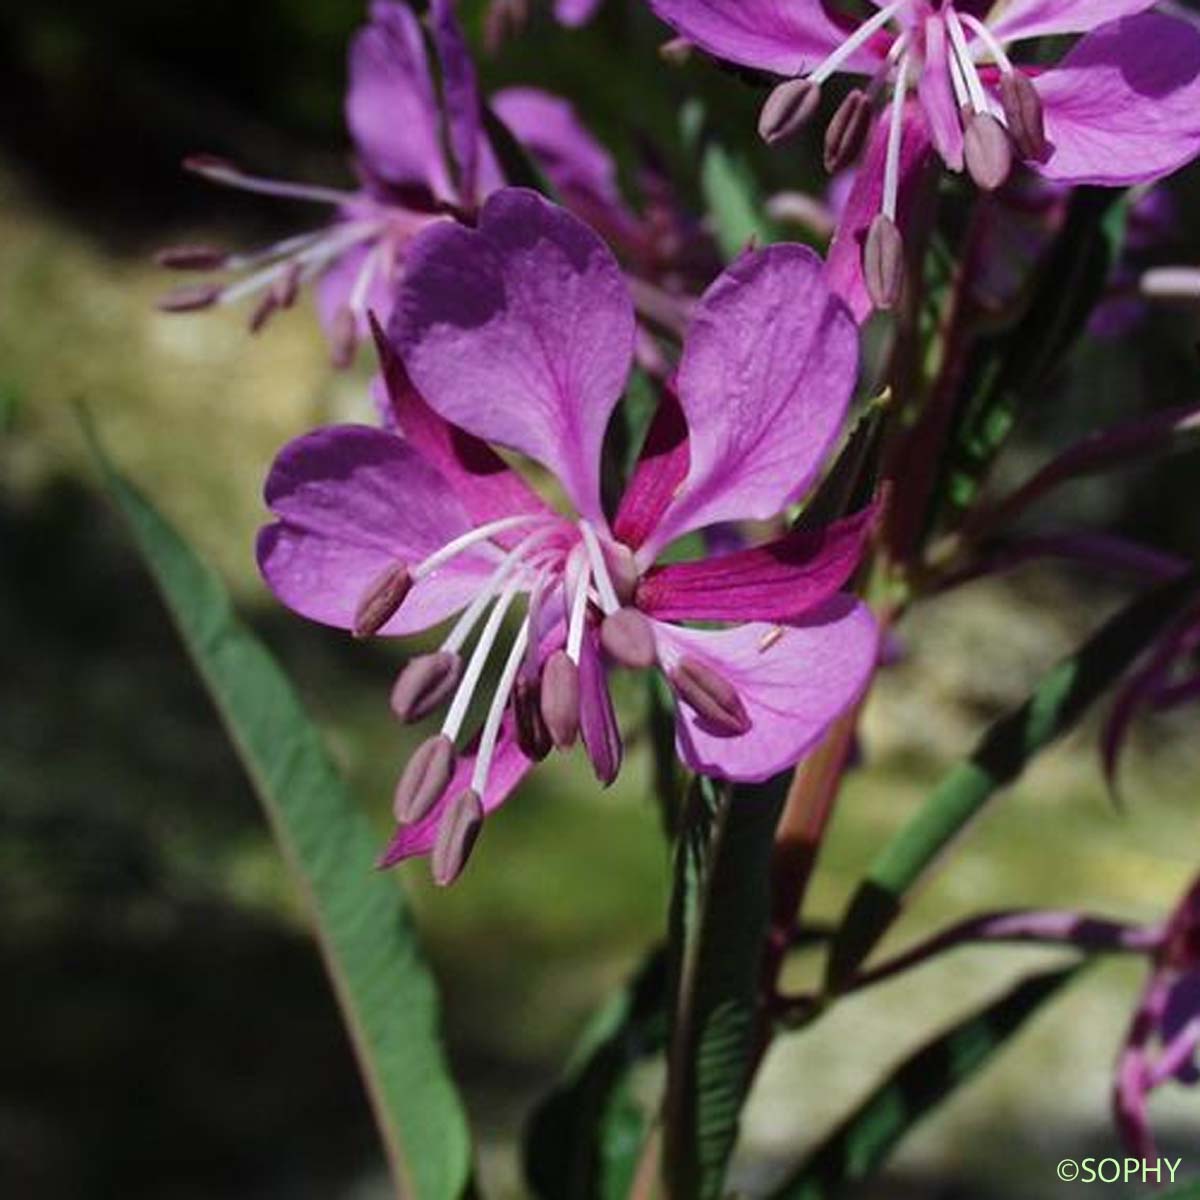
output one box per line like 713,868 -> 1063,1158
647,0 -> 1200,314
257,188 -> 878,884
158,0 -> 501,366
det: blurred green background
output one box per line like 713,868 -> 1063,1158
2,1 -> 1199,1196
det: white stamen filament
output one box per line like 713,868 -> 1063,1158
192,161 -> 366,207
348,241 -> 385,315
442,575 -> 524,741
810,0 -> 909,85
225,229 -> 330,272
578,523 -> 620,615
866,31 -> 910,103
958,12 -> 1014,74
945,8 -> 989,114
565,549 -> 592,664
220,220 -> 383,305
470,617 -> 532,793
441,528 -> 560,655
946,38 -> 971,110
883,53 -> 910,222
414,514 -> 555,581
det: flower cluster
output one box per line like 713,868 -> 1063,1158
257,188 -> 878,882
158,0 -> 1200,1173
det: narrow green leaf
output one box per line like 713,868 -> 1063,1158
524,949 -> 668,1200
665,775 -> 788,1199
86,419 -> 474,1199
769,966 -> 1080,1199
828,572 -> 1200,990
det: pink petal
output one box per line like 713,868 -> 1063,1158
346,1 -> 453,200
372,318 -> 552,533
636,504 -> 876,623
378,722 -> 533,865
429,0 -> 484,207
918,16 -> 963,171
1033,13 -> 1200,186
644,246 -> 858,556
989,0 -> 1159,44
393,188 -> 636,524
612,386 -> 689,551
825,106 -> 933,322
653,597 -> 878,782
258,425 -> 492,635
647,0 -> 882,76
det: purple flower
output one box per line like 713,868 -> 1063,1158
158,0 -> 501,366
1115,876 -> 1200,1157
648,1 -> 1200,314
257,188 -> 878,884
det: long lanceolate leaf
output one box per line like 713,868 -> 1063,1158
827,572 -> 1200,992
768,967 -> 1081,1200
87,422 -> 474,1200
665,776 -> 787,1200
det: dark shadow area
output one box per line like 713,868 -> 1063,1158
0,474 -> 389,1196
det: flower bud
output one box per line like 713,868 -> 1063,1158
393,734 -> 456,824
432,789 -> 484,886
391,652 -> 462,723
758,79 -> 822,147
999,71 -> 1046,162
864,214 -> 905,311
352,562 -> 412,639
600,608 -> 657,669
824,89 -> 871,173
963,112 -> 1013,192
669,657 -> 751,736
540,650 -> 580,749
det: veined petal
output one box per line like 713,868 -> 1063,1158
430,0 -> 483,206
372,317 -> 552,532
346,1 -> 453,200
825,106 -> 933,322
394,188 -> 636,525
636,504 -> 876,623
643,245 -> 858,557
988,0 -> 1159,44
1032,13 -> 1200,186
653,597 -> 878,782
258,424 -> 493,635
647,0 -> 882,77
378,722 -> 533,865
